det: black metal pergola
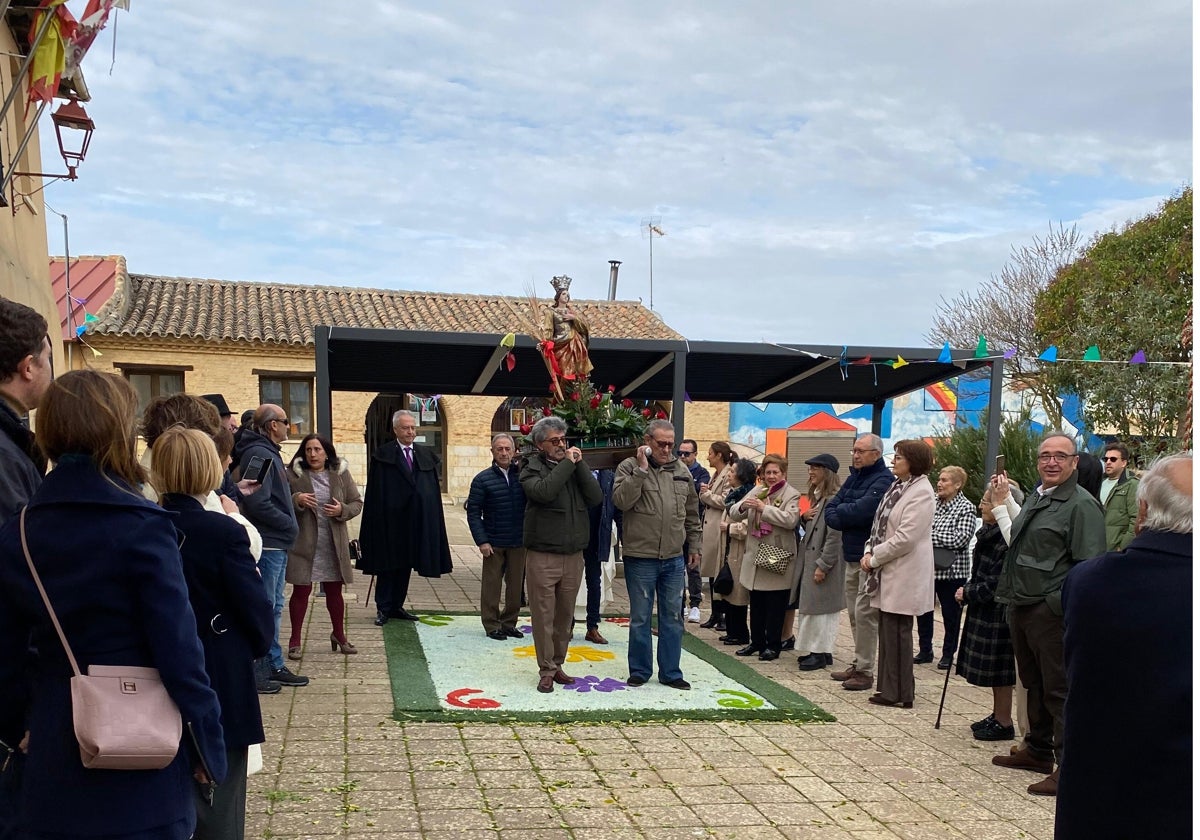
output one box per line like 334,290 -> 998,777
314,326 -> 1004,463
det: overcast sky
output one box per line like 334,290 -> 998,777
40,1 -> 1191,348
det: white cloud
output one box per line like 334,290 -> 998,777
39,0 -> 1190,350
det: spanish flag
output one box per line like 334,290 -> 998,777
28,0 -> 77,110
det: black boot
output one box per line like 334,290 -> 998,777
699,600 -> 725,629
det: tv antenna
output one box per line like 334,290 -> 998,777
640,217 -> 665,310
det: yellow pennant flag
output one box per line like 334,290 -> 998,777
28,0 -> 75,109
890,355 -> 908,369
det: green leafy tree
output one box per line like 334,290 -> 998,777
1034,187 -> 1192,460
930,409 -> 1043,505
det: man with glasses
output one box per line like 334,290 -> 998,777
1099,442 -> 1139,550
825,433 -> 894,692
0,299 -> 51,522
519,417 -> 602,693
236,404 -> 304,692
677,439 -> 710,623
613,419 -> 703,690
992,433 -> 1104,797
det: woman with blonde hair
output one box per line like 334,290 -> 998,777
154,426 -> 274,839
793,454 -> 844,671
0,370 -> 225,839
729,453 -> 802,661
698,441 -> 737,630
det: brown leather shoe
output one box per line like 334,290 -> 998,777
992,746 -> 1053,774
584,627 -> 608,645
537,676 -> 554,693
831,665 -> 857,682
842,672 -> 873,691
553,669 -> 576,685
1027,769 -> 1059,796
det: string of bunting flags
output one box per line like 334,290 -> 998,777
939,336 -> 1189,367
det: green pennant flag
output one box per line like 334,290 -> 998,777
974,334 -> 988,359
1082,345 -> 1102,362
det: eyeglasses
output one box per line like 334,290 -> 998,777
676,450 -> 695,457
1102,456 -> 1121,462
543,436 -> 567,446
1037,452 -> 1076,463
272,417 -> 290,426
851,447 -> 879,454
650,440 -> 674,449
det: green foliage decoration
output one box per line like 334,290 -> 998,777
1033,186 -> 1192,459
930,408 -> 1043,504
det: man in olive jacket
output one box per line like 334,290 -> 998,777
1099,442 -> 1138,550
520,417 -> 603,694
992,433 -> 1105,797
612,419 -> 702,690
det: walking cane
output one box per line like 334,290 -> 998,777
934,651 -> 954,729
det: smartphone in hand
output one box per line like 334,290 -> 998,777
994,454 -> 1006,476
242,455 -> 267,483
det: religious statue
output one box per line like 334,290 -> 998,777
539,275 -> 592,399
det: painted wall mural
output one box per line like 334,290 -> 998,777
728,373 -> 1091,458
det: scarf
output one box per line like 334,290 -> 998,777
751,479 -> 788,538
867,475 -> 922,552
724,481 -> 753,512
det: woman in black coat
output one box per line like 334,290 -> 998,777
954,485 -> 1017,742
153,427 -> 275,840
0,371 -> 225,840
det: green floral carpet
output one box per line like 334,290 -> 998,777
383,612 -> 833,724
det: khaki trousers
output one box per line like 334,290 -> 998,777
480,546 -> 526,633
525,550 -> 583,678
843,563 -> 879,676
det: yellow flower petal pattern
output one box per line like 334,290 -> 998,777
513,645 -> 615,662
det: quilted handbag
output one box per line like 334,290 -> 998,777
752,543 -> 794,575
20,509 -> 182,771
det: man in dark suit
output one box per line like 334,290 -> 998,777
359,409 -> 452,625
1055,452 -> 1191,839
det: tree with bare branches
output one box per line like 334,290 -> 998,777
926,224 -> 1083,429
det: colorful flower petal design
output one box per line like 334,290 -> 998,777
561,675 -> 627,693
715,689 -> 764,709
446,688 -> 501,709
418,614 -> 454,626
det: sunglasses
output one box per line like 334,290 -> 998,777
1102,456 -> 1122,462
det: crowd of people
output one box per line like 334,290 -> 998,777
0,291 -> 1190,838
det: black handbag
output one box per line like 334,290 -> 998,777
712,561 -> 734,596
933,547 -> 957,571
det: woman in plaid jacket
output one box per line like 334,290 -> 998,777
916,466 -> 976,669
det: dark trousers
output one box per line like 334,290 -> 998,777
748,589 -> 789,650
916,578 -> 966,656
194,746 -> 249,840
1009,601 -> 1066,764
373,567 -> 412,614
582,549 -> 603,629
878,611 -> 915,703
723,603 -> 749,642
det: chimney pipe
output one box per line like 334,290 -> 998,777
607,260 -> 621,301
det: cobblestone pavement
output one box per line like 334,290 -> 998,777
249,528 -> 1056,839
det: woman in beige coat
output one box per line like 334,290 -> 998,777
862,439 -> 936,707
286,434 -> 363,658
698,441 -> 737,630
717,457 -> 759,647
729,453 -> 802,661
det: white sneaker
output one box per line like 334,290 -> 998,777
687,606 -> 701,623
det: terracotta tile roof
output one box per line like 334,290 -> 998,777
77,270 -> 682,346
48,256 -> 126,341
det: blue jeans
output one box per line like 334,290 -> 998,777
624,556 -> 686,684
259,548 -> 288,670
